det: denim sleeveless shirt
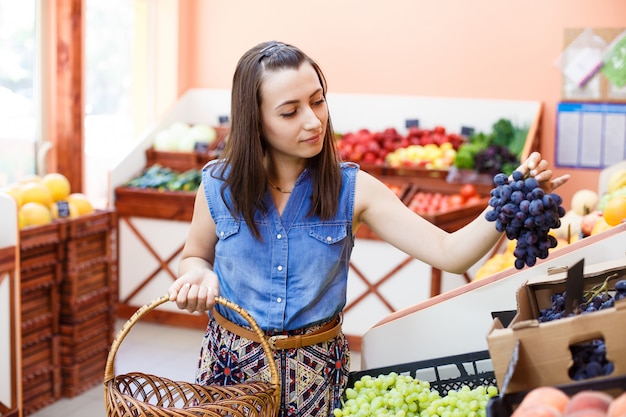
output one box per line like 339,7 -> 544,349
202,160 -> 358,332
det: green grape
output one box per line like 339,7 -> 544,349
334,372 -> 499,417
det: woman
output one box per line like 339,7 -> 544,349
168,40 -> 569,417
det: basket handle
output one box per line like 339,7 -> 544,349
103,294 -> 280,394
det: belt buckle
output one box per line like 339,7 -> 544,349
267,335 -> 288,350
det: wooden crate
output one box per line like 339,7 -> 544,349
20,261 -> 61,292
63,210 -> 116,266
356,178 -> 491,239
21,283 -> 59,344
60,306 -> 114,356
60,286 -> 116,320
144,125 -> 229,172
21,365 -> 61,416
65,209 -> 116,239
403,182 -> 490,233
19,221 -> 64,251
60,261 -> 115,306
60,346 -> 109,398
21,335 -> 59,383
115,186 -> 195,221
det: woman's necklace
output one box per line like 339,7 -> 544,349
267,178 -> 292,194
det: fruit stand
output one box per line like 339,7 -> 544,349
108,88 -> 543,350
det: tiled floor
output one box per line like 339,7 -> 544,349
28,320 -> 361,417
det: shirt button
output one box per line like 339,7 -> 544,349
326,236 -> 332,242
277,265 -> 283,271
276,297 -> 282,303
277,234 -> 282,239
220,231 -> 225,237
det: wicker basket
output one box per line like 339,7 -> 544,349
104,294 -> 280,417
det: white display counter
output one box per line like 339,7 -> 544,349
0,193 -> 20,416
360,223 -> 626,370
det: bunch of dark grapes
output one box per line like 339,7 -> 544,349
569,339 -> 614,380
538,279 -> 626,380
485,170 -> 566,269
538,279 -> 626,322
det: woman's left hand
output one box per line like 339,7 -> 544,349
516,152 -> 570,193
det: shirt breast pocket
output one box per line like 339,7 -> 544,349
308,225 -> 351,266
309,225 -> 347,245
215,220 -> 240,241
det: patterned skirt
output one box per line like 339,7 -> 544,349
196,317 -> 351,417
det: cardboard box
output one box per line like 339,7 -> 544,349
487,257 -> 626,395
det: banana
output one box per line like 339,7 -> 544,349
608,169 -> 626,194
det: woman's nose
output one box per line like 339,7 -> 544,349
303,107 -> 322,131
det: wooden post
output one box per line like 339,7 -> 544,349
51,0 -> 84,192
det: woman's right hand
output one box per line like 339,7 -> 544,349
167,268 -> 219,313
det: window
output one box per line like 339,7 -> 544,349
84,0 -> 137,206
0,0 -> 39,187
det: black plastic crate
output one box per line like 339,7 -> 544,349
348,350 -> 497,396
487,374 -> 626,417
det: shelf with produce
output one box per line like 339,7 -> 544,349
108,89 -> 545,351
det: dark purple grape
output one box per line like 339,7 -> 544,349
542,194 -> 555,209
531,187 -> 545,200
500,185 -> 512,201
485,209 -> 499,222
529,199 -> 544,216
615,280 -> 626,292
523,217 -> 535,229
511,191 -> 524,205
524,177 -> 539,190
585,361 -> 603,377
512,170 -> 524,181
494,173 -> 509,185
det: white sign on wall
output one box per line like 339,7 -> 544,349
556,102 -> 626,169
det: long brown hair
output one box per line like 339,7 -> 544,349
215,41 -> 342,238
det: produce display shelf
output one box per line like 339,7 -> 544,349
348,350 -> 496,396
114,186 -> 196,222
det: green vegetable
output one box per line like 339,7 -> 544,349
124,164 -> 201,192
453,142 -> 486,170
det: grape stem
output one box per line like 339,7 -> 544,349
580,273 -> 619,309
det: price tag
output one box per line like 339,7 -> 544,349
218,115 -> 230,125
460,126 -> 475,137
55,201 -> 71,218
405,119 -> 419,128
194,142 -> 209,153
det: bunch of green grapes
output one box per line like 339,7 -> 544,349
334,372 -> 499,417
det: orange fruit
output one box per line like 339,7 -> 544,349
42,173 -> 71,202
19,182 -> 54,207
603,196 -> 626,226
18,202 -> 53,228
67,193 -> 94,216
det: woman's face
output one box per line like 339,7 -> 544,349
259,62 -> 328,161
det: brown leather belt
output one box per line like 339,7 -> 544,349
212,308 -> 342,350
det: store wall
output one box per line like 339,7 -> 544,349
177,0 -> 626,208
